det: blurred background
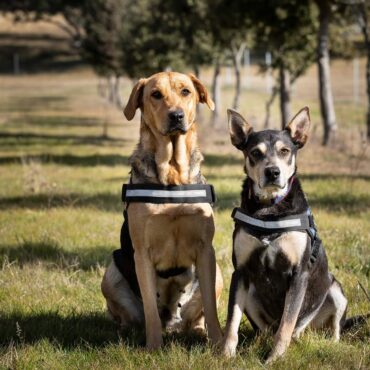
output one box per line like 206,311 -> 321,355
0,1 -> 369,369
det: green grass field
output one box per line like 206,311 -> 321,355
0,69 -> 368,370
0,11 -> 369,362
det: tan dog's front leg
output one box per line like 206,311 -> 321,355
196,245 -> 222,345
266,271 -> 308,363
134,249 -> 163,350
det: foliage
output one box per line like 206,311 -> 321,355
82,0 -> 126,77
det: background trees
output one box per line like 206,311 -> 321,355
1,0 -> 369,144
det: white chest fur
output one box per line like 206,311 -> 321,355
233,229 -> 308,268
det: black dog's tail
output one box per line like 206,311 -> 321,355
342,314 -> 370,332
342,280 -> 370,331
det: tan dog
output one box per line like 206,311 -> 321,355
101,72 -> 223,349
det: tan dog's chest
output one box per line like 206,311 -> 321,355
128,202 -> 214,271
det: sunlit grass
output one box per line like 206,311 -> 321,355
0,67 -> 369,369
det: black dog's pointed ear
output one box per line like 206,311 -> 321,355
285,107 -> 311,148
227,109 -> 253,149
124,78 -> 147,120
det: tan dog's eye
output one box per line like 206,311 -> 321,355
279,148 -> 290,155
181,88 -> 191,97
151,90 -> 163,100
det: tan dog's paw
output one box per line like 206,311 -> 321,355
145,335 -> 163,351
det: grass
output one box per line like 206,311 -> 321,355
0,19 -> 369,369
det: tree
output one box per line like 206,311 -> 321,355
315,0 -> 337,145
356,1 -> 370,140
339,0 -> 370,140
0,1 -> 84,47
210,1 -> 316,127
82,0 -> 126,109
207,1 -> 252,111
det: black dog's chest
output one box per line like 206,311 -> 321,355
242,247 -> 294,319
234,229 -> 308,319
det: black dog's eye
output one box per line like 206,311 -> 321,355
151,90 -> 163,100
279,148 -> 290,155
251,149 -> 263,158
181,88 -> 191,96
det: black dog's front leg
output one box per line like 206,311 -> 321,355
266,268 -> 309,363
222,270 -> 246,357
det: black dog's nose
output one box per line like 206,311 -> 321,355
265,166 -> 280,181
168,109 -> 184,123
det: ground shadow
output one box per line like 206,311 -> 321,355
0,311 -> 119,348
0,96 -> 68,113
0,311 -> 216,351
7,115 -> 110,128
6,114 -> 123,128
204,154 -> 243,167
0,241 -> 114,271
0,132 -> 127,147
0,33 -> 83,74
0,153 -> 130,167
0,192 -> 123,212
300,173 -> 370,181
307,193 -> 370,214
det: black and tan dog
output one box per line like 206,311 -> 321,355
222,107 -> 348,362
101,72 -> 223,349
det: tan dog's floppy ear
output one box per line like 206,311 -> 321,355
285,107 -> 311,148
123,78 -> 147,120
188,73 -> 215,111
228,109 -> 253,150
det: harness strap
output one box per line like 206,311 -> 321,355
122,184 -> 216,204
232,208 -> 311,234
232,207 -> 320,268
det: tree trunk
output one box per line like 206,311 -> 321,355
357,2 -> 370,140
210,57 -> 221,125
316,0 -> 337,146
264,85 -> 279,129
279,65 -> 292,128
231,45 -> 244,110
108,75 -> 115,104
114,75 -> 123,109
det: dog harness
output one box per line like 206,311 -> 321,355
113,183 -> 216,297
122,183 -> 216,204
232,207 -> 320,267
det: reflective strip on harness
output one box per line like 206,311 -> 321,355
233,209 -> 303,229
232,207 -> 311,233
122,184 -> 216,204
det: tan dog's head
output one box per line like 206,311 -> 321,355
124,72 -> 214,135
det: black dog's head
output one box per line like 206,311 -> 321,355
228,107 -> 311,201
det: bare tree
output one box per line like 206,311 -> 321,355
316,0 -> 337,145
210,56 -> 222,125
230,42 -> 246,110
356,1 -> 370,139
279,65 -> 292,128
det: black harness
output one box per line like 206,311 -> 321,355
232,207 -> 321,267
122,183 -> 216,204
113,183 -> 216,297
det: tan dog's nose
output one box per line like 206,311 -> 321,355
168,109 -> 185,124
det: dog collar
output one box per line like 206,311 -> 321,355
122,183 -> 216,204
